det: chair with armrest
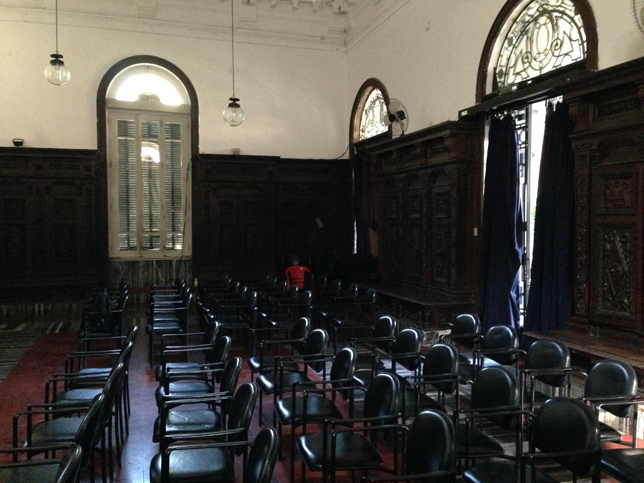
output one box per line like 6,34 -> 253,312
296,372 -> 401,483
150,382 -> 259,482
248,315 -> 311,381
521,338 -> 572,411
462,397 -> 601,483
439,313 -> 481,370
401,342 -> 460,422
360,409 -> 456,483
147,289 -> 194,367
469,325 -> 524,379
275,346 -> 358,481
0,443 -> 83,483
155,335 -> 232,407
149,425 -> 279,483
328,288 -> 378,351
153,368 -> 249,451
582,359 -> 640,447
454,365 -> 522,470
154,318 -> 221,382
14,391 -> 108,483
256,328 -> 329,427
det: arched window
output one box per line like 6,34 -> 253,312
98,56 -> 198,259
350,78 -> 389,144
476,0 -> 597,325
476,0 -> 597,103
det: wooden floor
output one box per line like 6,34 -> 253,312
0,305 -> 626,483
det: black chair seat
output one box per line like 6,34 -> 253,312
149,446 -> 234,483
275,395 -> 344,425
153,409 -> 222,443
149,321 -> 185,333
155,381 -> 214,406
257,371 -> 310,395
455,424 -> 505,458
29,419 -> 83,445
297,431 -> 383,471
601,448 -> 644,483
155,363 -> 208,381
247,355 -> 298,374
0,464 -> 60,483
55,388 -> 102,404
599,421 -> 624,443
463,460 -> 558,483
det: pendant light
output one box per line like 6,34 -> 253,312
44,0 -> 70,86
223,0 -> 244,126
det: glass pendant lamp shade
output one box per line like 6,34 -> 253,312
223,96 -> 244,127
45,53 -> 71,86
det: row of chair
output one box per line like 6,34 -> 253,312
0,321 -> 138,483
149,314 -> 280,483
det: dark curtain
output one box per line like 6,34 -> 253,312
479,115 -> 523,331
525,102 -> 575,331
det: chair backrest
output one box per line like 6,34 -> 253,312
531,397 -> 600,478
482,325 -> 519,365
290,317 -> 311,353
449,313 -> 480,349
344,283 -> 359,299
391,328 -> 422,371
203,319 -> 221,345
218,356 -> 243,415
300,328 -> 329,373
227,382 -> 259,454
423,343 -> 459,395
74,393 -> 106,471
372,315 -> 397,352
524,339 -> 571,388
405,410 -> 455,481
363,373 -> 399,426
585,359 -> 639,418
471,366 -> 519,428
330,347 -> 357,397
243,427 -> 280,483
207,335 -> 232,365
54,443 -> 83,483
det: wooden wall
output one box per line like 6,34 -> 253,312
354,122 -> 480,328
0,147 -> 107,313
192,154 -> 354,284
562,57 -> 644,338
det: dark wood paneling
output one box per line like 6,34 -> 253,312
0,147 -> 107,301
193,155 -> 353,283
355,122 -> 480,328
563,57 -> 644,337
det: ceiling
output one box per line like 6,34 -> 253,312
0,0 -> 412,51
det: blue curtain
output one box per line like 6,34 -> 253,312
479,115 -> 523,331
524,102 -> 575,331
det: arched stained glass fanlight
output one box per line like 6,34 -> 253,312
493,0 -> 586,91
359,88 -> 388,140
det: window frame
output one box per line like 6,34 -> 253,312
97,56 -> 199,261
106,104 -> 192,259
350,78 -> 390,145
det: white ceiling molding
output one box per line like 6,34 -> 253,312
0,0 -> 409,51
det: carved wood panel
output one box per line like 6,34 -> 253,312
0,148 -> 106,298
589,163 -> 643,330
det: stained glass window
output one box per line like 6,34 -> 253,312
359,88 -> 388,140
493,0 -> 586,91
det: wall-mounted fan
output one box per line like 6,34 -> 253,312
382,98 -> 409,137
633,0 -> 644,35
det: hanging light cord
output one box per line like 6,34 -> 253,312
55,0 -> 60,54
230,0 -> 236,97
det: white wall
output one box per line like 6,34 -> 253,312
2,0 -> 644,158
0,15 -> 349,158
346,0 -> 644,134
